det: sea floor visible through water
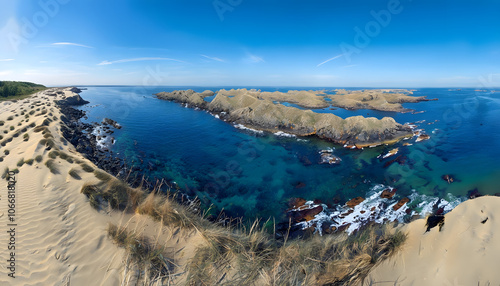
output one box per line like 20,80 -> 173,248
75,86 -> 500,224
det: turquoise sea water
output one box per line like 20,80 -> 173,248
76,86 -> 500,221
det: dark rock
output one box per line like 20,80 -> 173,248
393,197 -> 410,211
346,197 -> 364,208
441,174 -> 455,184
288,205 -> 323,223
380,188 -> 396,199
467,188 -> 482,199
425,215 -> 445,232
288,197 -> 306,209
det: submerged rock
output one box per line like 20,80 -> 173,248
442,174 -> 455,184
319,149 -> 342,164
416,134 -> 430,142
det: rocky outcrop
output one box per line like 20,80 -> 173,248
155,90 -> 215,108
327,89 -> 435,112
56,87 -> 89,106
156,89 -> 414,147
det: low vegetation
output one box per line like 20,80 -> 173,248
68,168 -> 81,180
0,81 -> 46,101
81,176 -> 407,285
45,159 -> 59,174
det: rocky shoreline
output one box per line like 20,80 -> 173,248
155,89 -> 416,148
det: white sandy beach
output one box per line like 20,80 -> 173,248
0,89 -> 203,285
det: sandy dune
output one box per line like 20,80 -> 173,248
0,89 -> 203,285
364,196 -> 500,286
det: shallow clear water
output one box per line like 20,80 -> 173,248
76,86 -> 500,221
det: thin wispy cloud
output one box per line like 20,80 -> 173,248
244,53 -> 265,64
201,54 -> 225,62
0,59 -> 14,62
342,64 -> 357,68
317,54 -> 344,67
51,42 -> 94,48
98,57 -> 184,66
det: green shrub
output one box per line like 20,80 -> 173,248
6,116 -> 13,121
4,149 -> 9,155
35,155 -> 43,162
23,133 -> 29,141
24,158 -> 34,165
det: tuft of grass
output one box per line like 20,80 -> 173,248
68,168 -> 81,180
94,169 -> 112,182
35,154 -> 43,162
58,151 -> 69,160
6,116 -> 13,121
0,121 -> 4,126
43,132 -> 53,139
0,157 -> 3,162
4,149 -> 9,155
80,163 -> 94,172
80,183 -> 102,209
23,133 -> 29,141
103,179 -> 130,209
9,126 -> 14,131
29,122 -> 36,127
24,158 -> 34,165
44,159 -> 59,174
33,125 -> 48,133
48,150 -> 59,159
17,158 -> 25,167
107,224 -> 171,281
1,167 -> 8,179
38,138 -> 56,149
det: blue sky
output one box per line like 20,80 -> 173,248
0,0 -> 499,87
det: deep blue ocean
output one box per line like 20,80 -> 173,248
75,86 -> 500,221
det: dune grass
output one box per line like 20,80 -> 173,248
107,223 -> 172,282
68,168 -> 81,180
38,138 -> 56,149
24,158 -> 34,165
94,169 -> 112,182
44,159 -> 59,174
80,174 -> 406,285
80,163 -> 94,173
35,154 -> 43,163
48,150 -> 59,159
1,167 -> 8,179
17,158 -> 25,167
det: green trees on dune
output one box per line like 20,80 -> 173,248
0,81 -> 46,98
